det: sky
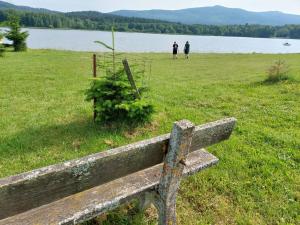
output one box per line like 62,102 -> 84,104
4,0 -> 300,15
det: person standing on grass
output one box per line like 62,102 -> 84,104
173,41 -> 179,59
184,41 -> 190,59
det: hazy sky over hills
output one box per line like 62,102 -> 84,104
4,0 -> 300,15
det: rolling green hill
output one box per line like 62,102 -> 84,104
0,0 -> 54,13
111,5 -> 300,26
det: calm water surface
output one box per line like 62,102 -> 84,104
1,28 -> 300,53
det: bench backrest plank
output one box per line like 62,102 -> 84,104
0,118 -> 236,220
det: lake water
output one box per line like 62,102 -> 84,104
1,28 -> 300,53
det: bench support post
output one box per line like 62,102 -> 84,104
138,192 -> 156,211
156,120 -> 195,225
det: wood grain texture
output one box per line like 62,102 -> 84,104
0,118 -> 236,220
0,149 -> 218,225
157,120 -> 195,225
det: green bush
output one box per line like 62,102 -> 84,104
0,32 -> 4,56
5,13 -> 29,52
86,27 -> 153,124
0,33 -> 4,57
0,44 -> 4,57
86,67 -> 154,123
265,60 -> 290,83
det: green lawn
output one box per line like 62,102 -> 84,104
0,50 -> 299,224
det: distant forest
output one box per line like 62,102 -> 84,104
1,9 -> 300,39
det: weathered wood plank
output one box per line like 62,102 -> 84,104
0,118 -> 236,220
157,120 -> 195,225
0,135 -> 167,220
0,149 -> 218,225
191,118 -> 236,152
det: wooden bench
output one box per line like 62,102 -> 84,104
0,118 -> 236,225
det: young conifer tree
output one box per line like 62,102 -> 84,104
0,32 -> 4,57
86,27 -> 154,123
5,13 -> 29,52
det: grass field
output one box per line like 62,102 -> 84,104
0,50 -> 299,224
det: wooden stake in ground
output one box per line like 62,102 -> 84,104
122,59 -> 141,99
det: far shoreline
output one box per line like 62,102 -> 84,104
1,26 -> 300,41
6,49 -> 300,55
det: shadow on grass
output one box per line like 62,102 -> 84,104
81,201 -> 156,225
249,77 -> 298,87
0,117 -> 143,159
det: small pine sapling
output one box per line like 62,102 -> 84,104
5,13 -> 29,52
86,27 -> 154,123
0,32 -> 4,57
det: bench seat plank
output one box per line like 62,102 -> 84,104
0,118 -> 236,220
0,149 -> 218,225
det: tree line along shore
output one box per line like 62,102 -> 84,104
0,10 -> 300,39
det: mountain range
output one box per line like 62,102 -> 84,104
1,1 -> 300,26
0,0 -> 54,13
111,6 -> 300,26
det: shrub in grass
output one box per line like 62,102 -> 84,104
0,33 -> 4,57
0,44 -> 4,57
265,60 -> 290,83
86,27 -> 154,124
5,13 -> 29,52
86,68 -> 154,123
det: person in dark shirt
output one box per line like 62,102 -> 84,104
173,42 -> 179,59
184,41 -> 190,59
